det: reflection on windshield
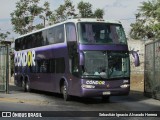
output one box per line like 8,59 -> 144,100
78,23 -> 127,44
81,51 -> 129,79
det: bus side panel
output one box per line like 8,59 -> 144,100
51,46 -> 69,93
28,45 -> 69,93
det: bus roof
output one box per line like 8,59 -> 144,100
15,18 -> 121,40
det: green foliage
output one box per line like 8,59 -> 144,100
77,1 -> 93,18
77,1 -> 104,18
35,23 -> 44,30
41,1 -> 53,25
0,30 -> 10,40
11,0 -> 104,35
10,0 -> 52,35
94,8 -> 104,18
130,0 -> 160,40
50,0 -> 76,24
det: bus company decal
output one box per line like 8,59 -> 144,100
14,50 -> 36,67
86,80 -> 105,85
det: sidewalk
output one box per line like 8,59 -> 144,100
0,82 -> 52,105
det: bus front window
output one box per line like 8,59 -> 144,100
107,51 -> 130,78
81,51 -> 129,79
78,23 -> 127,44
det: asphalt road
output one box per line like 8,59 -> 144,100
0,85 -> 160,120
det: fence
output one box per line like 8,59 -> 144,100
0,45 -> 9,93
144,40 -> 160,100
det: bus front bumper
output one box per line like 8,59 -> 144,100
81,86 -> 130,97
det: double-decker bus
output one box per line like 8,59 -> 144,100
14,18 -> 139,101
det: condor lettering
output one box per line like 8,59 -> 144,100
14,50 -> 36,67
86,80 -> 105,85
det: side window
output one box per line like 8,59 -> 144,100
42,30 -> 47,46
32,59 -> 56,73
47,27 -> 56,44
32,34 -> 37,47
20,37 -> 25,50
31,34 -> 35,48
35,32 -> 43,47
30,35 -> 34,48
55,25 -> 64,43
66,23 -> 77,41
15,39 -> 21,51
36,60 -> 42,73
20,38 -> 23,50
22,37 -> 26,49
39,61 -> 45,73
56,58 -> 65,73
31,61 -> 37,73
25,35 -> 31,49
47,25 -> 64,44
31,58 -> 66,73
35,60 -> 48,73
22,35 -> 33,50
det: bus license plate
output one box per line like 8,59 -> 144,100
103,91 -> 111,95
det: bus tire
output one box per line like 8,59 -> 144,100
61,81 -> 70,101
23,79 -> 31,92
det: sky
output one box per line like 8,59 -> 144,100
0,0 -> 149,39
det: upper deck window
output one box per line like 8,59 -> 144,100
66,23 -> 77,42
78,22 -> 127,44
15,25 -> 65,51
47,25 -> 64,44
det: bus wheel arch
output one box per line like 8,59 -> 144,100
60,78 -> 70,101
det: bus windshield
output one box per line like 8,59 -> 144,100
78,22 -> 127,44
81,51 -> 129,79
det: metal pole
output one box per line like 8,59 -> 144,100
6,44 -> 9,94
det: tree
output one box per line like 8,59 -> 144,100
130,0 -> 160,40
39,1 -> 53,27
77,1 -> 104,18
11,0 -> 104,34
94,8 -> 104,18
0,30 -> 10,41
10,0 -> 52,35
77,1 -> 93,18
50,0 -> 76,24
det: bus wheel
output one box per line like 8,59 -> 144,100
61,81 -> 70,101
102,96 -> 110,102
23,80 -> 31,92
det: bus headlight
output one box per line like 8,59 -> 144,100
120,84 -> 130,88
82,84 -> 95,89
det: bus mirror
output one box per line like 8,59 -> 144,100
130,50 -> 140,67
80,52 -> 84,65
